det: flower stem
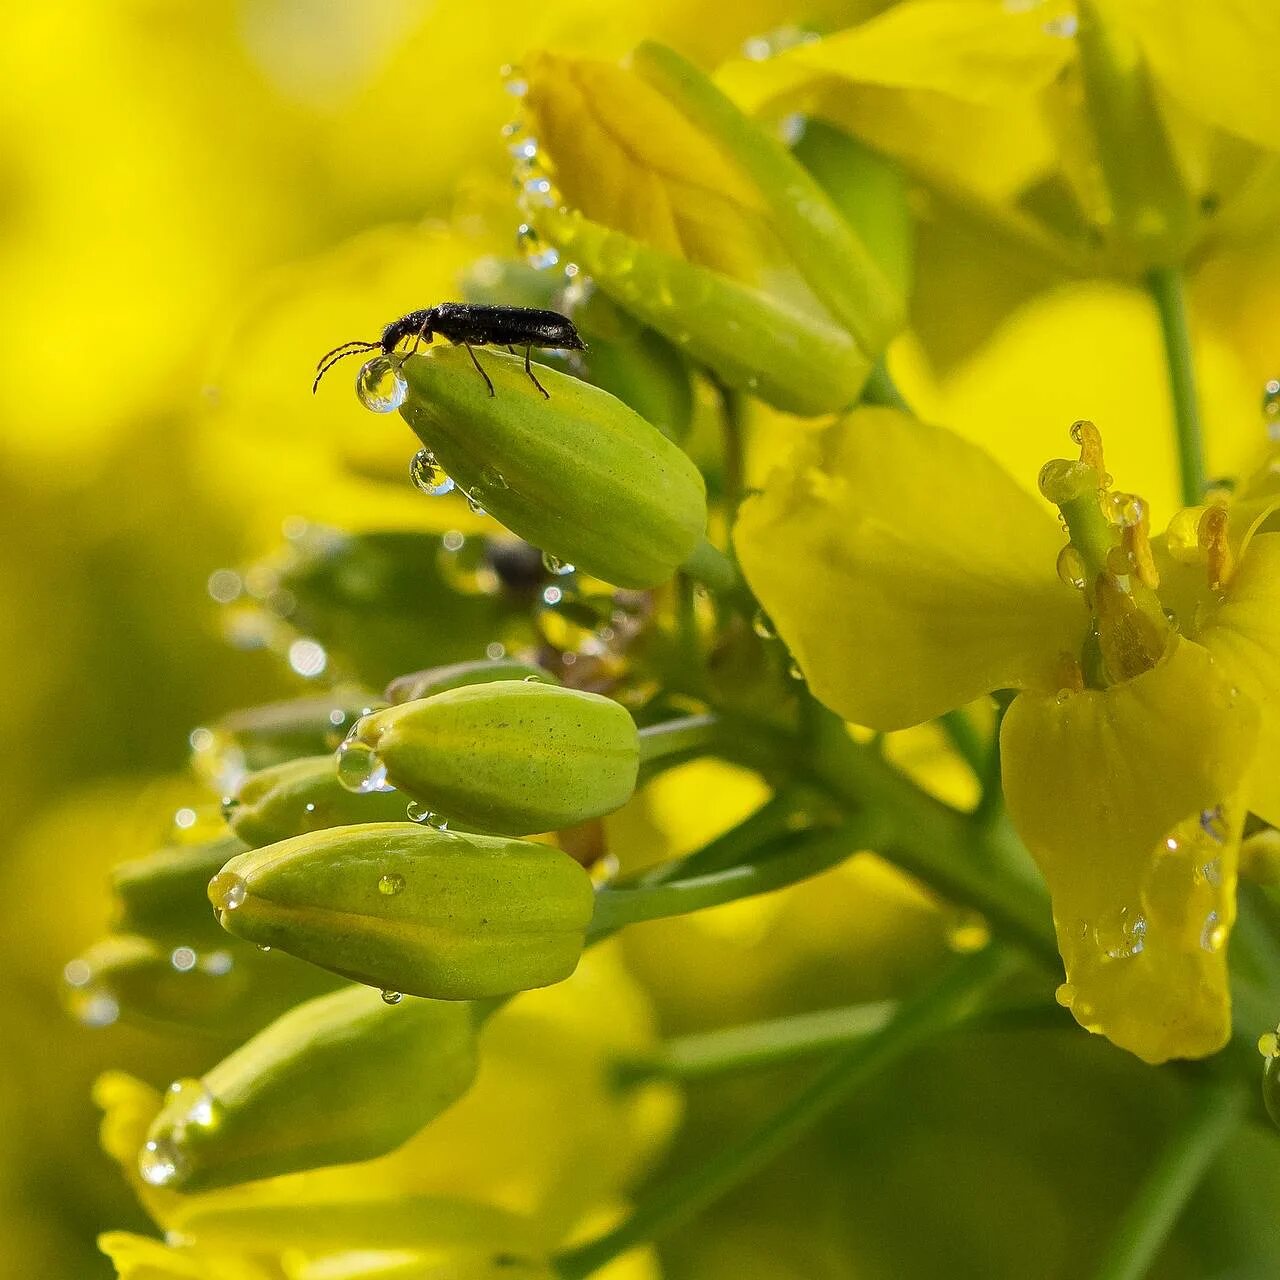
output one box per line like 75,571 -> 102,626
681,536 -> 749,602
615,1001 -> 898,1084
553,947 -> 1015,1279
862,361 -> 910,413
637,715 -> 720,781
1148,265 -> 1206,506
1091,1074 -> 1245,1280
714,377 -> 747,513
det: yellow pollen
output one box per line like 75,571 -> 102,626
1197,504 -> 1234,591
1070,419 -> 1107,478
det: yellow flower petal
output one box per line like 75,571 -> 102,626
1105,0 -> 1280,153
1194,533 -> 1280,826
734,408 -> 1088,728
1001,639 -> 1258,1062
523,52 -> 772,285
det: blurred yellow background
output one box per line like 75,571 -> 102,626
7,3 -> 1280,1277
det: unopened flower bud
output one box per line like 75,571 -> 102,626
209,823 -> 594,999
225,755 -> 408,847
138,984 -> 478,1190
112,835 -> 248,947
61,934 -> 337,1037
385,657 -> 556,705
350,680 -> 639,835
398,346 -> 706,589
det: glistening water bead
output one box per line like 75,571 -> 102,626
409,448 -> 455,496
336,733 -> 392,794
356,356 -> 408,414
208,870 -> 247,911
139,1137 -> 186,1187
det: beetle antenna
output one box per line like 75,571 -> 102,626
312,341 -> 378,394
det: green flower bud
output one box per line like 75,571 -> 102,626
61,935 -> 337,1037
199,687 -> 378,773
138,984 -> 478,1190
225,755 -> 408,847
398,348 -> 706,589
348,681 -> 639,836
209,823 -> 594,999
385,657 -> 556,705
111,835 -> 248,947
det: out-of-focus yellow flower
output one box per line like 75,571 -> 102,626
96,946 -> 676,1278
736,408 -> 1276,1062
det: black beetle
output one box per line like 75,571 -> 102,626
313,303 -> 585,399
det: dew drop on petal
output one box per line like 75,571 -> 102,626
356,356 -> 408,414
1054,982 -> 1075,1009
1055,545 -> 1087,590
406,801 -> 448,830
752,610 -> 777,639
1258,1031 -> 1280,1058
378,873 -> 405,896
381,989 -> 403,1005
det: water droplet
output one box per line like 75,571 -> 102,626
406,801 -> 448,830
355,356 -> 408,414
501,120 -> 521,138
170,947 -> 197,972
523,177 -> 554,207
1200,806 -> 1227,843
336,733 -> 392,794
527,246 -> 560,271
501,64 -> 528,96
1258,1031 -> 1279,1058
542,551 -> 575,576
139,1138 -> 186,1187
1107,492 -> 1146,528
378,872 -> 405,896
1054,689 -> 1073,705
752,610 -> 777,639
381,989 -> 403,1005
256,943 -> 272,953
206,568 -> 242,603
1263,378 -> 1280,439
1094,907 -> 1146,959
1200,911 -> 1227,952
1069,420 -> 1088,446
479,466 -> 508,492
485,641 -> 506,660
1055,545 -> 1087,590
466,491 -> 487,516
1054,982 -> 1075,1009
788,660 -> 805,682
63,958 -> 92,988
509,136 -> 538,161
409,448 -> 455,496
208,871 -> 247,912
167,1078 -> 217,1127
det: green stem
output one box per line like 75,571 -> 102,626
673,572 -> 700,674
1091,1075 -> 1245,1280
1148,266 -> 1206,506
862,361 -> 911,413
587,820 -> 883,939
615,1001 -> 898,1084
715,379 -> 747,513
553,948 -> 1014,1279
681,537 -> 750,603
637,715 -> 719,781
939,708 -> 987,775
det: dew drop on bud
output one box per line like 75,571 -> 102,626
1263,378 -> 1280,439
752,610 -> 777,639
139,1138 -> 187,1188
381,989 -> 403,1005
1258,1031 -> 1279,1058
256,943 -> 272,953
336,734 -> 392,794
1054,982 -> 1075,1009
208,871 -> 247,912
1200,910 -> 1227,952
542,551 -> 575,576
1107,491 -> 1146,528
406,801 -> 448,830
788,660 -> 805,682
355,356 -> 408,414
167,1078 -> 217,1128
1055,545 -> 1087,590
466,492 -> 488,517
409,449 -> 455,496
377,872 -> 405,896
1200,805 -> 1227,843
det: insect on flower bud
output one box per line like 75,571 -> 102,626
209,822 -> 595,1000
225,755 -> 408,848
397,347 -> 706,589
350,680 -> 639,836
137,983 -> 479,1190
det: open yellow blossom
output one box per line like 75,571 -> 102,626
736,406 -> 1278,1063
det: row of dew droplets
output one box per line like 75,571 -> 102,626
139,1078 -> 220,1188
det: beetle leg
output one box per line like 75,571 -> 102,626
507,345 -> 516,355
524,345 -> 550,399
464,343 -> 495,397
407,319 -> 433,357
